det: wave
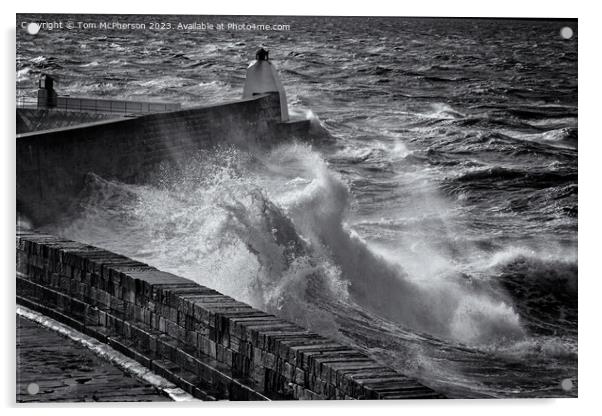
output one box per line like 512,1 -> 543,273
80,61 -> 100,67
48,144 -> 527,346
480,334 -> 577,363
452,166 -> 577,189
59,80 -> 122,96
29,56 -> 47,64
489,248 -> 577,292
332,140 -> 411,165
483,247 -> 577,334
541,127 -> 578,145
16,67 -> 32,83
25,55 -> 62,70
507,106 -> 577,120
424,103 -> 466,120
422,75 -> 470,83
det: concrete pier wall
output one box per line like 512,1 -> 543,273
16,230 -> 443,400
17,93 -> 306,225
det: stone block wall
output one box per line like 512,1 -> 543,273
16,230 -> 443,401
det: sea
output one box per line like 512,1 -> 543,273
16,15 -> 578,398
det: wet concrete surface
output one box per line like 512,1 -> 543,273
16,315 -> 171,402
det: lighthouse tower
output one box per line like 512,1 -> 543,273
242,48 -> 289,122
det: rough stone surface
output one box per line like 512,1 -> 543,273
16,230 -> 445,400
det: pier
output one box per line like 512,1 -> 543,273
16,70 -> 444,401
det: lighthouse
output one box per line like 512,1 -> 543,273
243,48 -> 289,122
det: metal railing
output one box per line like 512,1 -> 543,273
16,94 -> 181,115
52,96 -> 181,114
16,96 -> 38,108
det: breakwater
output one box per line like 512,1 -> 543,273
16,230 -> 443,400
17,92 -> 309,225
16,86 -> 443,400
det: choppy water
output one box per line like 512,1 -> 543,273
17,15 -> 578,398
